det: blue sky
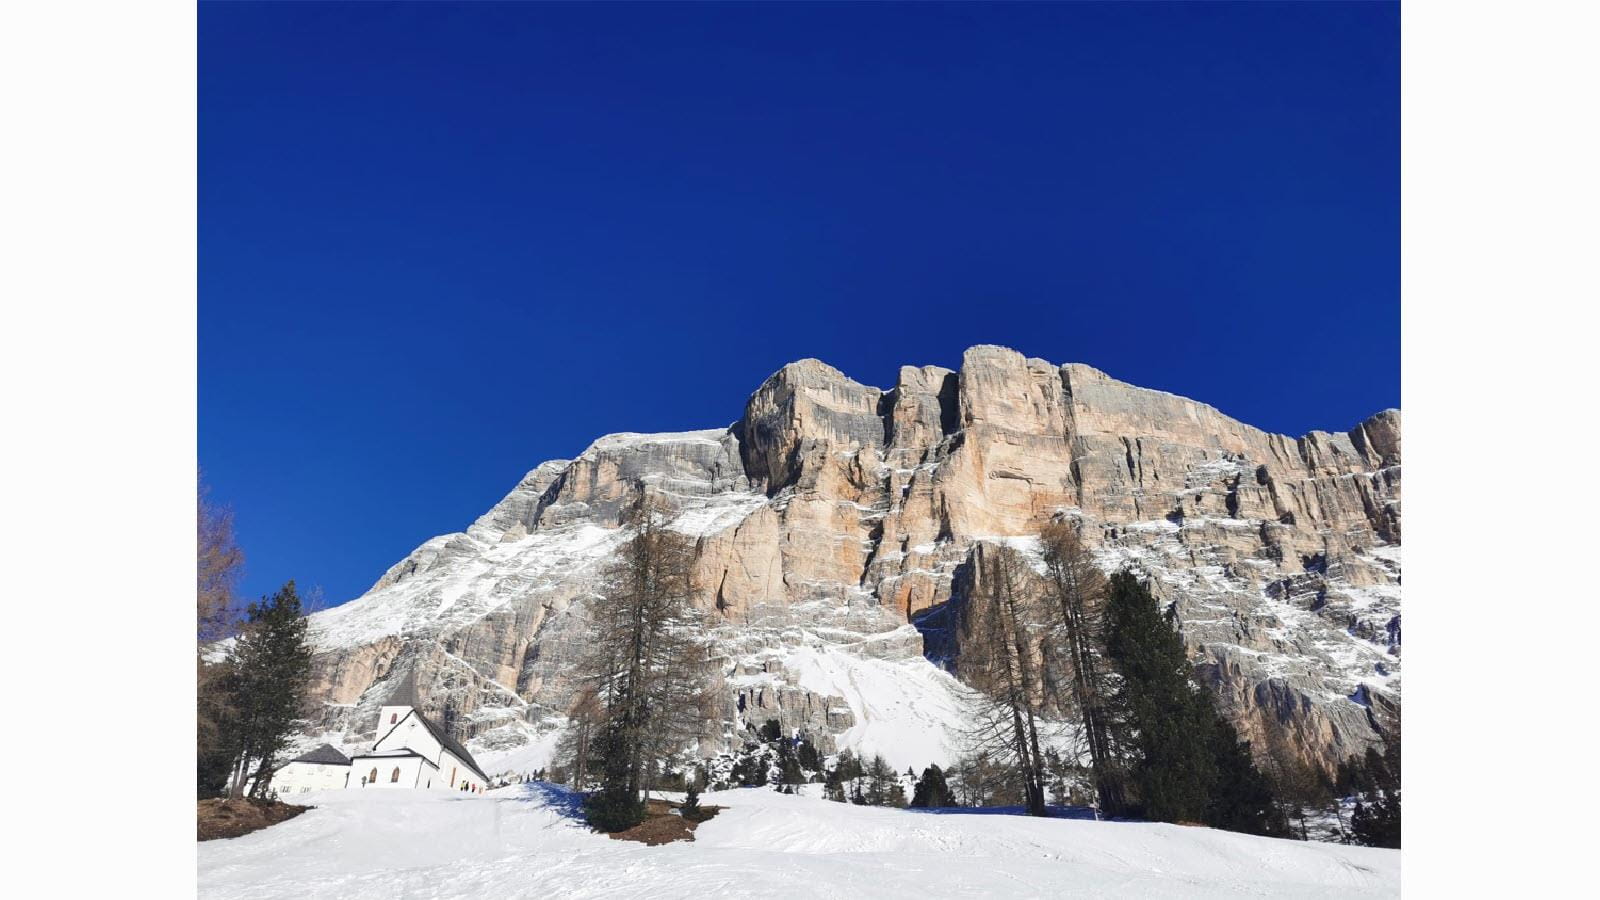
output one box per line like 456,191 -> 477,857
200,1 -> 1398,608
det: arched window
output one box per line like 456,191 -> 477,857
391,767 -> 401,783
369,767 -> 378,784
390,712 -> 397,724
451,766 -> 457,786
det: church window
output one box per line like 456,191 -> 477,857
369,767 -> 377,784
391,767 -> 401,783
451,766 -> 457,786
390,712 -> 397,724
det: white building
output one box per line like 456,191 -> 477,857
268,744 -> 353,794
346,668 -> 490,794
257,667 -> 491,797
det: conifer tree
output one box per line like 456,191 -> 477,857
777,738 -> 804,788
578,499 -> 713,832
796,736 -> 820,775
555,685 -> 603,790
1101,571 -> 1283,833
823,763 -> 846,803
223,581 -> 313,799
1206,716 -> 1288,837
961,544 -> 1049,816
1349,724 -> 1400,848
910,764 -> 955,808
833,748 -> 862,781
197,479 -> 244,797
1102,571 -> 1215,821
1040,521 -> 1127,814
1351,790 -> 1400,848
865,754 -> 891,805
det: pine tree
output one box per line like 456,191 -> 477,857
823,763 -> 846,802
1101,572 -> 1215,822
585,727 -> 646,832
796,736 -> 820,774
910,764 -> 955,808
885,769 -> 907,808
777,738 -> 804,788
1351,791 -> 1400,848
1206,716 -> 1288,837
197,478 -> 244,798
1101,571 -> 1283,832
555,685 -> 603,791
681,781 -> 707,821
223,581 -> 313,799
833,749 -> 862,781
578,499 -> 713,832
865,754 -> 891,806
1349,727 -> 1400,848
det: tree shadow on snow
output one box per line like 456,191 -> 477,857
904,804 -> 1108,821
517,781 -> 587,822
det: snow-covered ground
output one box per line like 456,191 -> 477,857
198,784 -> 1398,899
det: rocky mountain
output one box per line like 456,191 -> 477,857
299,345 -> 1400,775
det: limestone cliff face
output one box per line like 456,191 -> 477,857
301,345 -> 1400,775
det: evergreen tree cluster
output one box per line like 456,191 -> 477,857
909,764 -> 955,808
1340,738 -> 1401,848
818,749 -> 905,807
706,719 -> 825,793
1099,572 -> 1286,836
950,528 -> 1294,836
210,581 -> 315,800
680,781 -> 712,823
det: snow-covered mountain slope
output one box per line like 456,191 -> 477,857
197,785 -> 1399,899
296,345 -> 1400,776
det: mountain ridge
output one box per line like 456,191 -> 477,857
298,344 -> 1400,777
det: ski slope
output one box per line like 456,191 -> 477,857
197,784 -> 1398,899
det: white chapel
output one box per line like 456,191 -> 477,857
268,667 -> 490,795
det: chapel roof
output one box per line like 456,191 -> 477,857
408,711 -> 489,782
290,743 -> 352,766
371,664 -> 489,782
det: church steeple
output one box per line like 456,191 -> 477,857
377,665 -> 423,733
386,666 -> 421,708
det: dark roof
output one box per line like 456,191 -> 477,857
411,711 -> 489,782
371,674 -> 491,784
291,743 -> 351,766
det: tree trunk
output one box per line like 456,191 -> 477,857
228,750 -> 252,800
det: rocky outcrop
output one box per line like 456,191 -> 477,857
299,345 -> 1400,776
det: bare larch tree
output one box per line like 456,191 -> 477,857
197,476 -> 244,796
577,497 -> 714,830
1039,519 -> 1127,815
961,543 -> 1050,816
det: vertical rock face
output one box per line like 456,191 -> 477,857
299,345 -> 1400,776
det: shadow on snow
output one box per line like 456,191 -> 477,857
515,781 -> 587,822
903,804 -> 1110,821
